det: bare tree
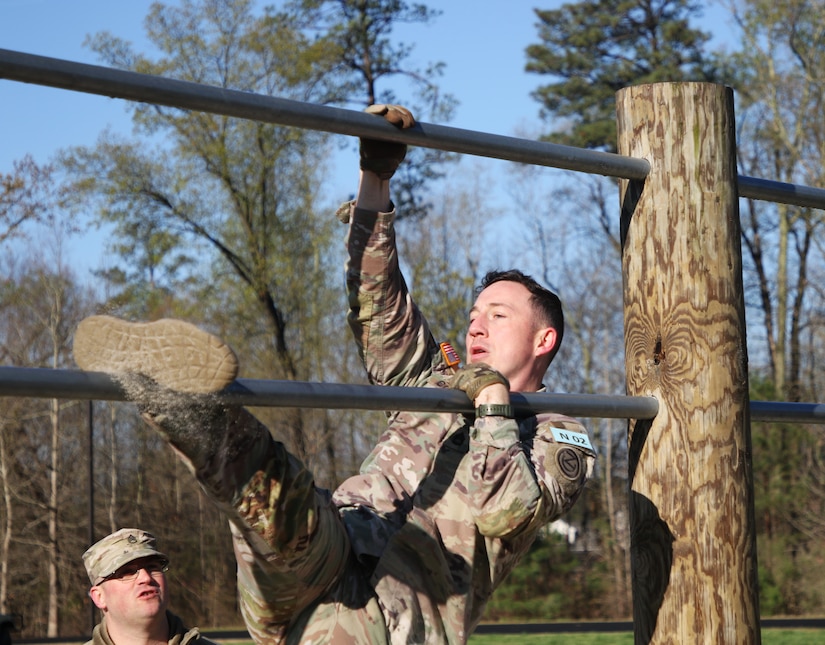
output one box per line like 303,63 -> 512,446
729,0 -> 825,400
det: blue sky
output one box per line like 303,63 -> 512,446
2,0 -> 736,169
1,0 -> 554,170
1,0 -> 735,273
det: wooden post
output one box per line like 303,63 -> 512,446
616,83 -> 760,644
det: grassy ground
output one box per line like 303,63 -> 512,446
150,628 -> 825,645
468,633 -> 633,645
466,629 -> 824,644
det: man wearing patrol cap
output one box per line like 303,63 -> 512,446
83,529 -> 214,645
73,104 -> 596,644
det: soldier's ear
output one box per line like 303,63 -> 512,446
89,585 -> 107,610
534,327 -> 558,358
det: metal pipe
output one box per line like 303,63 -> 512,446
5,366 -> 825,423
0,366 -> 658,419
2,366 -> 825,424
749,400 -> 825,424
3,49 -> 825,209
0,48 -> 649,180
737,175 -> 825,211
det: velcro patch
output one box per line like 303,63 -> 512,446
555,448 -> 583,481
550,427 -> 594,452
439,342 -> 461,368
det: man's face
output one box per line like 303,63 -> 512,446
465,280 -> 552,391
90,556 -> 168,624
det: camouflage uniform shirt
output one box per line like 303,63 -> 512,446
84,611 -> 216,645
332,203 -> 597,643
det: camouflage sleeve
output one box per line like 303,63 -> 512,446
469,417 -> 544,537
344,201 -> 438,387
529,418 -> 596,521
469,417 -> 596,538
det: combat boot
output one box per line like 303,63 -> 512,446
73,315 -> 255,475
73,315 -> 239,394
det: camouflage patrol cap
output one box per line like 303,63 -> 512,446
83,528 -> 168,585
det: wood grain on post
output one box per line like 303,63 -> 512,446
616,83 -> 760,644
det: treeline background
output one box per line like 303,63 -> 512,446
2,0 -> 825,637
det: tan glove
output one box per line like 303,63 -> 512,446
450,363 -> 510,403
360,104 -> 415,179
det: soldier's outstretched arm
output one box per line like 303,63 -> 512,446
343,105 -> 438,388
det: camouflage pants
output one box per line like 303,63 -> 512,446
142,405 -> 388,645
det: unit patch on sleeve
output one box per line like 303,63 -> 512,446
439,342 -> 461,368
556,448 -> 583,481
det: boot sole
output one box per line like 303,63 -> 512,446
73,315 -> 239,394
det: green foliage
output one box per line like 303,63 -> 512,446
748,376 -> 825,616
525,0 -> 727,151
288,0 -> 444,107
60,0 -> 462,463
727,0 -> 825,402
750,377 -> 811,531
728,0 -> 825,110
0,156 -> 56,246
484,532 -> 608,622
399,217 -> 476,351
63,0 -> 344,389
286,0 -> 459,220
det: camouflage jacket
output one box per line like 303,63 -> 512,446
85,611 -> 216,645
333,203 -> 596,643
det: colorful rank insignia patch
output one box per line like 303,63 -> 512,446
439,342 -> 461,368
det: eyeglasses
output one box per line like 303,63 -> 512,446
103,559 -> 169,583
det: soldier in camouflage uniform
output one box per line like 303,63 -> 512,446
83,528 -> 216,645
73,105 -> 596,644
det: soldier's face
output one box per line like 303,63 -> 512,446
89,556 -> 169,625
466,280 -> 550,391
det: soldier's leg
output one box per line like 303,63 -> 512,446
74,316 -> 351,632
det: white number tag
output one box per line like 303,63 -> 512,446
550,427 -> 594,452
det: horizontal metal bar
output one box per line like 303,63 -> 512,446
0,48 -> 647,179
749,400 -> 825,424
738,175 -> 825,211
3,366 -> 824,424
0,366 -> 658,419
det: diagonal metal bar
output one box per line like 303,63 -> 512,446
4,49 -> 825,209
0,48 -> 648,180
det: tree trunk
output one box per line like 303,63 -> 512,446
0,421 -> 12,614
616,82 -> 760,644
107,405 -> 118,533
47,396 -> 59,637
775,200 -> 788,395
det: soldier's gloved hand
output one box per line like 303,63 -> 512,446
360,104 -> 415,180
450,363 -> 509,404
